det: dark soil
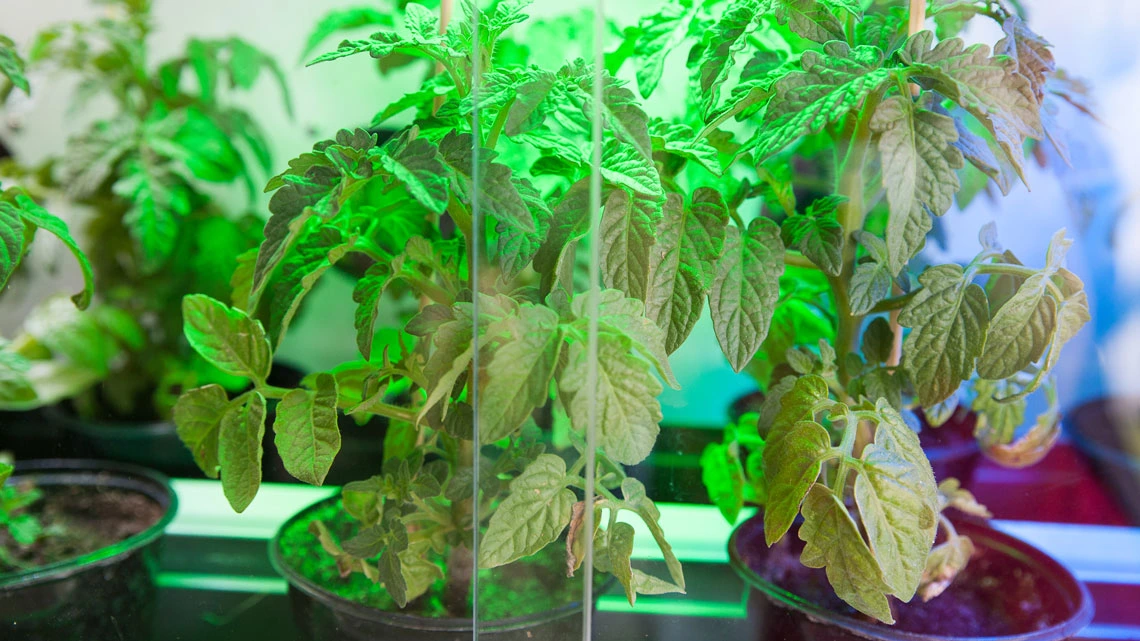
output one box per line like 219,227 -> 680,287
279,499 -> 593,623
738,519 -> 1066,637
0,484 -> 165,573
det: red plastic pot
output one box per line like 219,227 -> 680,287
729,514 -> 1093,641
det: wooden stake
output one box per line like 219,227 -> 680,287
433,0 -> 454,114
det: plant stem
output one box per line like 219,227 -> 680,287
832,89 -> 884,386
484,97 -> 514,150
784,251 -> 818,270
868,290 -> 918,313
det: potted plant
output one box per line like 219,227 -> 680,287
0,41 -> 177,641
172,1 -> 696,638
635,0 -> 1095,636
0,0 -> 292,474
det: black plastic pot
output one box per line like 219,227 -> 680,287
1067,396 -> 1140,524
0,409 -> 80,461
271,496 -> 590,641
0,459 -> 178,640
43,403 -> 202,477
729,514 -> 1093,641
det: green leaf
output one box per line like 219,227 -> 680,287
573,68 -> 653,160
762,420 -> 832,545
478,306 -> 562,444
899,265 -> 989,407
504,69 -> 557,137
438,131 -> 534,233
113,157 -> 189,270
781,195 -> 845,276
167,107 -> 244,183
274,373 -> 341,486
620,477 -> 686,590
532,179 -> 595,286
633,3 -> 699,98
855,437 -> 938,601
861,367 -> 903,409
0,203 -> 27,296
183,295 -> 273,382
600,188 -> 660,302
479,454 -> 575,568
269,228 -> 357,347
1038,271 -> 1089,379
600,139 -> 664,199
710,218 -> 785,373
850,261 -> 893,315
379,133 -> 449,214
399,544 -> 443,603
650,121 -> 723,176
871,97 -> 963,272
379,546 -> 408,607
701,442 -> 745,523
0,35 -> 30,94
646,190 -> 728,353
972,378 -> 1026,446
695,0 -> 760,119
559,335 -> 663,466
402,3 -> 439,40
0,461 -> 12,486
747,42 -> 891,163
300,7 -> 394,61
497,178 -> 552,280
0,351 -> 35,404
609,521 -> 638,606
901,32 -> 1044,182
9,514 -> 41,545
571,289 -> 679,389
173,384 -> 231,479
219,392 -> 267,513
799,484 -> 895,623
10,195 -> 94,309
767,0 -> 846,44
352,264 -> 392,361
976,273 -> 1053,380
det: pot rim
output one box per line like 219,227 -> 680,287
0,458 -> 178,589
269,494 -> 589,633
42,402 -> 176,436
728,515 -> 1094,641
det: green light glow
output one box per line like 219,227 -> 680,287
157,571 -> 288,594
170,479 -> 758,563
596,592 -> 748,619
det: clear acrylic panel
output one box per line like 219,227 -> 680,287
1,0 -> 1138,640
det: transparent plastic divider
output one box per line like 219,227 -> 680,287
464,0 -> 601,638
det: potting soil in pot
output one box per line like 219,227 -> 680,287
277,499 -> 590,622
743,523 -> 1069,637
0,482 -> 165,573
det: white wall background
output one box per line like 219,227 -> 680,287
1,0 -> 1138,426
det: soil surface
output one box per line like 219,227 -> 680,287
0,483 -> 165,573
279,499 -> 596,622
737,518 -> 1068,637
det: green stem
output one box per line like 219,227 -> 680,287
869,290 -> 918,314
974,262 -> 1066,301
484,98 -> 514,150
784,251 -> 818,270
832,89 -> 885,386
729,208 -> 746,230
446,194 -> 476,289
830,416 -> 862,495
258,384 -> 418,423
